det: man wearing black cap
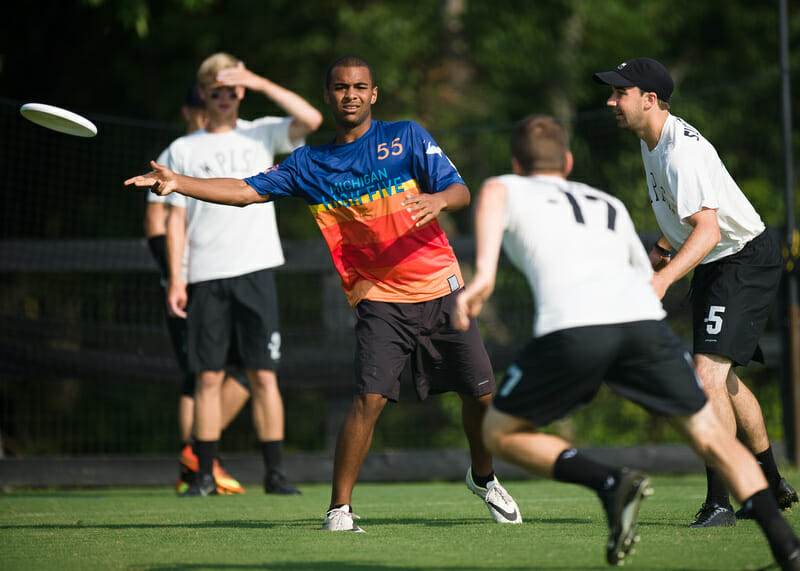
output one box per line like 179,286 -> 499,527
593,57 -> 798,529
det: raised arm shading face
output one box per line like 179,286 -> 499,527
215,62 -> 323,142
124,160 -> 268,207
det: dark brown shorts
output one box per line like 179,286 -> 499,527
353,292 -> 495,401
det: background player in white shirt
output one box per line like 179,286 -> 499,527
454,114 -> 800,569
143,84 -> 250,495
164,52 -> 322,496
594,57 -> 797,528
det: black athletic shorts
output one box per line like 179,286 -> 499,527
691,231 -> 782,366
353,291 -> 495,402
492,320 -> 707,427
186,268 -> 281,373
150,236 -> 250,394
163,312 -> 249,396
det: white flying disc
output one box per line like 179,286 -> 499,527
20,103 -> 98,137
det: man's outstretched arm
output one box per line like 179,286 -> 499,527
125,161 -> 269,206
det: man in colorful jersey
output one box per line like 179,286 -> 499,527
593,57 -> 797,527
126,55 -> 521,531
453,113 -> 800,570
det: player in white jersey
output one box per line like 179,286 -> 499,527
164,52 -> 323,497
454,114 -> 800,570
594,57 -> 797,528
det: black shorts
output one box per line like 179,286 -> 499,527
161,291 -> 251,395
492,320 -> 707,427
354,292 -> 495,402
186,268 -> 281,373
691,231 -> 782,366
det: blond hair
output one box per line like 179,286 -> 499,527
197,52 -> 242,86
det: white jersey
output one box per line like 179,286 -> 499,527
497,174 -> 665,338
166,117 -> 300,283
641,114 -> 764,263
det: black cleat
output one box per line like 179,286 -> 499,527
264,470 -> 301,495
777,479 -> 799,511
736,504 -> 754,520
175,464 -> 196,495
600,468 -> 653,566
738,479 -> 799,520
688,502 -> 736,528
180,473 -> 218,497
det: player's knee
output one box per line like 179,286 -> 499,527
693,354 -> 731,388
196,370 -> 224,392
350,393 -> 388,421
676,404 -> 723,452
247,369 -> 278,391
459,392 -> 491,411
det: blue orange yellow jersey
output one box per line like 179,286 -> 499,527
244,120 -> 465,307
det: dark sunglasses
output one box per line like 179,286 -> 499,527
209,89 -> 238,100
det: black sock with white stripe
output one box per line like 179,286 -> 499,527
553,447 -> 619,493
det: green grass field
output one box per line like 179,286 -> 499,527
2,472 -> 799,570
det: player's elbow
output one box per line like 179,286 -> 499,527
445,183 -> 471,211
230,183 -> 268,207
712,226 -> 721,244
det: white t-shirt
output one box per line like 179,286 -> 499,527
497,174 -> 665,338
641,114 -> 764,263
166,117 -> 300,283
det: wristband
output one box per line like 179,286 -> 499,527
653,243 -> 672,258
147,235 -> 170,278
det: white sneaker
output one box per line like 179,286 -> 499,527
466,466 -> 522,524
322,504 -> 366,532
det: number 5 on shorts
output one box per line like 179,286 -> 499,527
704,305 -> 725,335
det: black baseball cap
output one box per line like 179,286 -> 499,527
184,84 -> 204,108
592,57 -> 674,102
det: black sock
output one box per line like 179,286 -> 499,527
553,448 -> 618,493
194,440 -> 217,477
755,447 -> 782,491
472,470 -> 495,488
705,466 -> 731,507
261,440 -> 284,474
742,488 -> 799,558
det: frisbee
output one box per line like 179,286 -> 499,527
20,103 -> 98,137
